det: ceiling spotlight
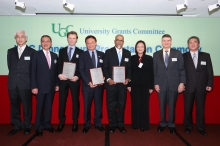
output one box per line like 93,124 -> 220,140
208,0 -> 220,11
63,0 -> 74,11
176,0 -> 188,11
15,0 -> 25,9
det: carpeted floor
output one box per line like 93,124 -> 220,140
0,124 -> 219,146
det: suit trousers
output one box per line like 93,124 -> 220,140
82,87 -> 103,128
158,89 -> 178,127
106,84 -> 127,127
131,85 -> 150,129
58,81 -> 80,125
35,91 -> 54,130
9,87 -> 32,130
184,90 -> 206,131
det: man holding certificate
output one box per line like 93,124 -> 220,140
103,34 -> 131,133
79,35 -> 105,134
57,31 -> 83,133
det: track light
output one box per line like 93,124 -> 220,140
15,0 -> 25,9
176,0 -> 187,11
208,0 -> 220,11
63,0 -> 74,11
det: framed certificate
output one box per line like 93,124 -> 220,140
90,67 -> 104,85
113,66 -> 125,83
62,62 -> 76,79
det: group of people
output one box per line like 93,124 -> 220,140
7,30 -> 213,138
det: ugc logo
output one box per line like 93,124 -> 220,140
52,23 -> 73,37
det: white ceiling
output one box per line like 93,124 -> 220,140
0,0 -> 220,17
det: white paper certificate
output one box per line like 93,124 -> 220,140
62,62 -> 76,79
113,66 -> 125,83
90,67 -> 104,85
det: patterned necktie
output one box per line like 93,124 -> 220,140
193,53 -> 197,68
68,47 -> 73,61
118,50 -> 122,66
92,51 -> 96,68
46,51 -> 50,68
165,50 -> 169,67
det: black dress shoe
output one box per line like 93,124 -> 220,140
157,126 -> 165,132
57,124 -> 64,132
95,126 -> 105,132
82,127 -> 90,134
45,127 -> 56,133
35,129 -> 43,136
72,124 -> 78,132
24,128 -> 31,135
198,130 -> 207,136
118,127 -> 127,133
140,128 -> 145,132
7,129 -> 21,136
185,128 -> 191,134
169,127 -> 177,134
109,127 -> 115,133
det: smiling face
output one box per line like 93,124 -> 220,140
136,42 -> 145,55
41,36 -> 52,51
86,37 -> 97,51
15,31 -> 27,47
114,35 -> 124,49
67,34 -> 77,46
188,38 -> 200,52
162,37 -> 172,49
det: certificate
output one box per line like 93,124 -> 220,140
113,66 -> 125,83
62,62 -> 76,79
90,67 -> 104,85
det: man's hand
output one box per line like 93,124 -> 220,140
127,87 -> 131,92
32,88 -> 38,94
89,82 -> 97,88
206,86 -> 212,91
70,76 -> 79,82
149,89 -> 153,94
108,79 -> 116,85
55,86 -> 59,91
123,79 -> 130,85
178,83 -> 185,93
154,85 -> 160,93
58,74 -> 67,80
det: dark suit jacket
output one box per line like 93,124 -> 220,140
153,48 -> 186,92
58,46 -> 83,85
7,46 -> 36,90
103,47 -> 131,89
183,52 -> 213,94
79,50 -> 104,91
31,50 -> 58,94
128,54 -> 154,89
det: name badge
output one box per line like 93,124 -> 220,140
172,58 -> 177,61
76,54 -> 79,58
54,59 -> 57,63
99,59 -> 103,63
124,58 -> 129,62
24,56 -> 30,60
201,61 -> 206,65
138,63 -> 143,68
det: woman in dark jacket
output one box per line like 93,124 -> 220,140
127,40 -> 154,131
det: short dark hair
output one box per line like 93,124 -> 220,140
85,35 -> 97,43
162,34 -> 172,39
67,31 -> 78,39
135,40 -> 146,55
41,35 -> 52,42
187,36 -> 200,44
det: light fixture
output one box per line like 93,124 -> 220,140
208,0 -> 220,11
176,0 -> 188,11
15,0 -> 25,9
63,0 -> 74,11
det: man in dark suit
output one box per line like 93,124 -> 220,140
153,34 -> 185,134
57,31 -> 83,133
79,35 -> 105,133
31,35 -> 59,136
7,30 -> 35,136
183,36 -> 213,136
103,34 -> 131,133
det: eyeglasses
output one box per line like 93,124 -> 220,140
15,36 -> 26,39
115,39 -> 124,42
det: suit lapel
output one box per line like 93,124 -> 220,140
97,51 -> 101,67
159,50 -> 166,67
85,51 -> 94,68
13,46 -> 19,60
196,52 -> 202,70
39,50 -> 50,68
112,47 -> 119,66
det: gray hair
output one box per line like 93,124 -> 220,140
14,30 -> 28,39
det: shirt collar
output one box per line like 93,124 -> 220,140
43,49 -> 50,54
115,47 -> 122,52
68,45 -> 76,50
163,48 -> 170,52
17,45 -> 26,50
190,51 -> 198,56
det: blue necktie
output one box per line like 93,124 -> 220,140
165,50 -> 169,67
118,50 -> 122,66
92,51 -> 96,68
68,47 -> 73,61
